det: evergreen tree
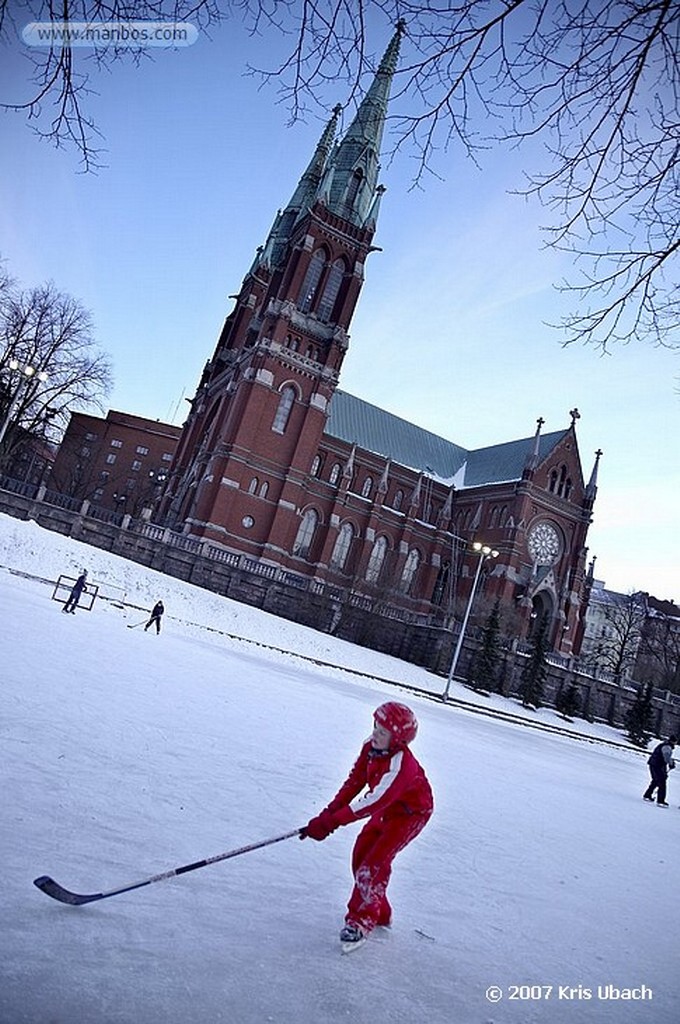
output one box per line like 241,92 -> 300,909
520,622 -> 549,709
469,601 -> 502,693
624,683 -> 654,747
555,682 -> 581,720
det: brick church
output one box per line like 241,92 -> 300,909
159,24 -> 600,656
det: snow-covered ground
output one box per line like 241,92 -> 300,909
1,513 -> 678,1024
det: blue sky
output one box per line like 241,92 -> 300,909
1,15 -> 678,601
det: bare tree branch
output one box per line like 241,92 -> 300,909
2,0 -> 678,350
0,269 -> 113,468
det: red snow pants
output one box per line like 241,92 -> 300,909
345,809 -> 431,934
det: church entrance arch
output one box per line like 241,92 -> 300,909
529,589 -> 554,640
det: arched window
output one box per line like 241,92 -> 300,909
248,477 -> 258,495
329,462 -> 342,486
259,481 -> 269,498
272,386 -> 296,434
298,250 -> 326,313
431,561 -> 450,606
365,536 -> 388,583
331,522 -> 354,570
293,508 -> 318,558
361,476 -> 373,499
344,170 -> 363,215
399,549 -> 420,594
393,489 -> 404,511
558,465 -> 568,497
311,454 -> 322,477
317,259 -> 345,322
564,477 -> 572,500
490,506 -> 499,528
549,468 -> 558,493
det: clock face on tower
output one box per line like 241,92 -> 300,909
527,522 -> 561,565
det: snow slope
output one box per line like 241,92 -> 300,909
1,513 -> 678,1024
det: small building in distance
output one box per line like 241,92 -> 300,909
50,410 -> 180,518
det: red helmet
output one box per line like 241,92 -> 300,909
374,702 -> 418,747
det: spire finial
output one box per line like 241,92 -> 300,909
569,407 -> 580,427
585,449 -> 602,501
523,415 -> 544,476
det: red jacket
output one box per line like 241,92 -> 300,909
325,740 -> 434,826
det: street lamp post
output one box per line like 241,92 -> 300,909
442,541 -> 499,701
0,359 -> 49,450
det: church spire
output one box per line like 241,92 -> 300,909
258,105 -> 342,269
324,22 -> 404,227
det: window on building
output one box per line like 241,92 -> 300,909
361,476 -> 373,499
85,432 -> 98,442
365,536 -> 388,584
298,249 -> 326,313
399,549 -> 421,593
131,460 -> 142,471
393,489 -> 404,511
329,463 -> 342,486
99,471 -> 109,482
259,481 -> 269,499
272,386 -> 296,434
248,477 -> 258,494
316,258 -> 345,322
110,439 -> 123,448
93,488 -> 104,500
136,445 -> 149,456
293,509 -> 318,558
431,561 -> 451,606
331,522 -> 354,570
105,453 -> 117,465
311,454 -> 322,477
80,446 -> 91,458
162,452 -> 173,462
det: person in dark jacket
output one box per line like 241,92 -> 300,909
62,571 -> 88,614
643,735 -> 676,806
144,600 -> 165,634
301,702 -> 433,950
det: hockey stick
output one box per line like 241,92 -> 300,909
34,828 -> 302,906
126,620 -> 147,629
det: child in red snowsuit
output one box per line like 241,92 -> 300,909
302,702 -> 433,948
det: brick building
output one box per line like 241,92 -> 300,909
158,25 -> 600,654
51,409 -> 180,517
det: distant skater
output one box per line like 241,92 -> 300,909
144,600 -> 165,634
62,571 -> 88,614
643,735 -> 676,806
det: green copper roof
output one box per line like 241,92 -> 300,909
464,433 -> 565,486
326,390 -> 566,487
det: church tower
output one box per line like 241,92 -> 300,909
161,26 -> 404,560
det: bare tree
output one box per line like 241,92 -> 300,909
594,589 -> 647,680
635,605 -> 680,692
0,270 -> 112,469
2,1 -> 678,350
